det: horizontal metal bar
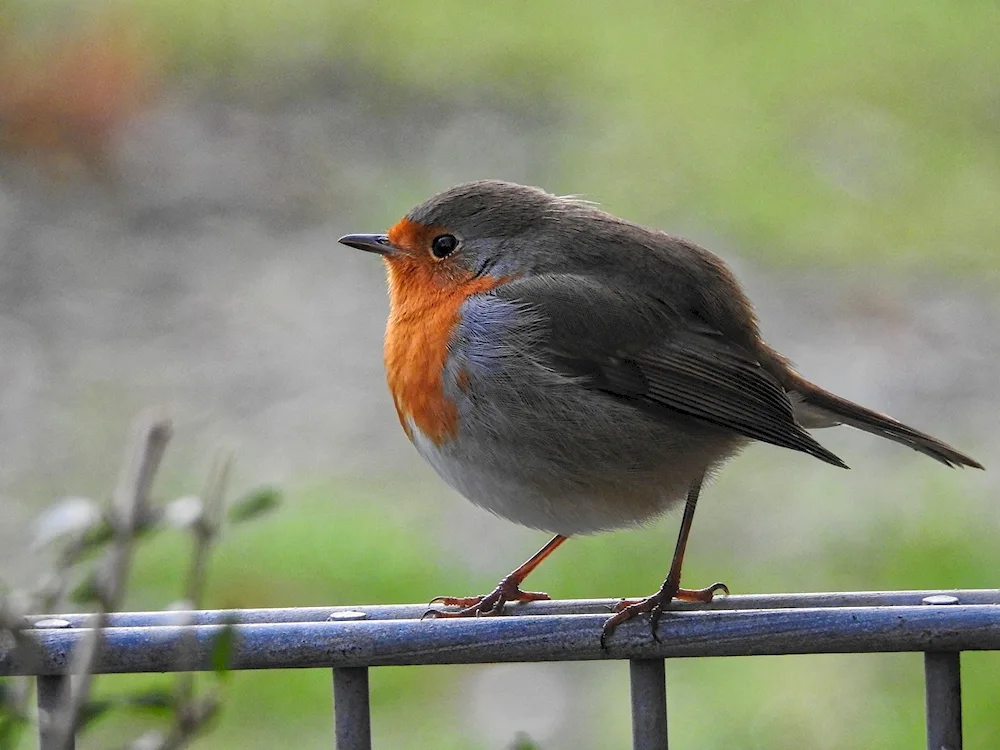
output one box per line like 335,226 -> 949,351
23,589 -> 1000,628
3,603 -> 998,675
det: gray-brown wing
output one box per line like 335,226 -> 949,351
495,274 -> 847,468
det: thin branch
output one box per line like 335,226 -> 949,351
162,454 -> 233,747
47,412 -> 172,750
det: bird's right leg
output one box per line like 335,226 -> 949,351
602,475 -> 727,646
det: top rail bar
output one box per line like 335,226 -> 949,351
3,596 -> 999,676
22,589 -> 1000,628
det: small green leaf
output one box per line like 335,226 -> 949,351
78,519 -> 116,553
210,621 -> 238,678
509,733 -> 542,750
227,486 -> 281,524
77,698 -> 115,732
124,688 -> 174,715
69,571 -> 103,605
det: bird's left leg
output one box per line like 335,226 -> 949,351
601,475 -> 727,645
424,534 -> 567,618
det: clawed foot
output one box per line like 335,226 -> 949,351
600,580 -> 728,647
422,576 -> 551,619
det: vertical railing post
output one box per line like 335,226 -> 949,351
329,608 -> 372,750
922,594 -> 962,750
924,652 -> 962,750
37,676 -> 74,750
332,667 -> 372,750
34,619 -> 74,750
630,659 -> 668,750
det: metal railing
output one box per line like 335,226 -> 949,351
5,589 -> 999,750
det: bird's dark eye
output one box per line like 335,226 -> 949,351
431,234 -> 458,259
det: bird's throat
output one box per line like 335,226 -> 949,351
382,257 -> 502,446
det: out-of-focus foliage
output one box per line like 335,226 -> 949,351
0,416 -> 279,750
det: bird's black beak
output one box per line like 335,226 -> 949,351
338,233 -> 396,256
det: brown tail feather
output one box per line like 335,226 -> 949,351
788,378 -> 984,470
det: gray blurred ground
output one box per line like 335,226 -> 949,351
0,81 -> 996,575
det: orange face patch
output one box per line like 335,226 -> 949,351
387,217 -> 440,256
381,218 -> 502,445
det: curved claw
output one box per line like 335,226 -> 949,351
422,604 -> 498,620
424,583 -> 551,621
674,582 -> 729,603
425,598 -> 502,619
601,580 -> 729,648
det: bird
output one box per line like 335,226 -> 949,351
338,179 -> 983,643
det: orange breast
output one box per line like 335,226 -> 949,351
383,253 -> 503,446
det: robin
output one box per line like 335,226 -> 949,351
339,179 -> 983,643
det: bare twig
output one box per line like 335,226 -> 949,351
183,454 -> 231,614
158,454 -> 233,749
2,413 -> 278,750
46,412 -> 172,750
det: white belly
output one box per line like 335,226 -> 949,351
408,420 -> 691,535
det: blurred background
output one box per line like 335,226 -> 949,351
1,0 -> 998,747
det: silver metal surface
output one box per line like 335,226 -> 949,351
630,659 -> 668,750
6,600 -> 1000,675
923,595 -> 960,606
925,652 -> 962,750
37,676 -> 73,750
24,588 -> 1000,628
333,667 -> 372,750
328,611 -> 368,622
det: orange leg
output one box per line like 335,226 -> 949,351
424,534 -> 568,618
602,475 -> 727,646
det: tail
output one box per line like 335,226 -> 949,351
786,376 -> 984,470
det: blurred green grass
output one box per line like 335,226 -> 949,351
11,0 -> 997,272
